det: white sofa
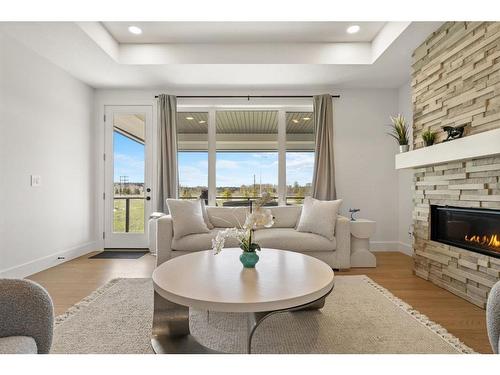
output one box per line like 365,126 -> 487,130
156,205 -> 351,269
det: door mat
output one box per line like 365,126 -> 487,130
89,251 -> 149,259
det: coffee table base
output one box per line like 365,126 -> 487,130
151,291 -> 218,354
151,286 -> 333,354
151,335 -> 218,354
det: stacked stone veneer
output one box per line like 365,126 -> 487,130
413,157 -> 500,308
411,22 -> 500,308
412,22 -> 500,148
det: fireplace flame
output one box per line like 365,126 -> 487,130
464,234 -> 500,249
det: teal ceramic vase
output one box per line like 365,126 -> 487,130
239,250 -> 260,268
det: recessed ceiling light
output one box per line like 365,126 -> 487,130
128,26 -> 142,35
292,119 -> 299,124
346,25 -> 360,34
186,116 -> 194,120
199,120 -> 206,124
302,117 -> 311,121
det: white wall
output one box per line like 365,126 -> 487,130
334,89 -> 400,250
95,88 -> 402,251
0,32 -> 97,277
0,26 -> 418,277
0,37 -> 408,278
397,81 -> 414,255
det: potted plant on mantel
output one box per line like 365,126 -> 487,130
422,129 -> 436,147
387,114 -> 410,153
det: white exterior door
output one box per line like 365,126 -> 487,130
104,105 -> 153,248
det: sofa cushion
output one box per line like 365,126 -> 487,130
269,206 -> 302,228
296,197 -> 342,240
253,228 -> 336,252
0,336 -> 37,354
167,199 -> 210,239
206,207 -> 247,228
172,229 -> 240,252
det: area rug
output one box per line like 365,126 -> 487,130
51,276 -> 475,354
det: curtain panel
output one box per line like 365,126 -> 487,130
157,94 -> 178,212
312,94 -> 337,200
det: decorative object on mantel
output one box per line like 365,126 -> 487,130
349,208 -> 360,221
442,125 -> 465,142
387,114 -> 410,153
212,192 -> 274,268
421,129 -> 436,147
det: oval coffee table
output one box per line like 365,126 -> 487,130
151,248 -> 334,354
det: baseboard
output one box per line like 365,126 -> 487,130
370,241 -> 400,251
398,242 -> 414,256
0,241 -> 100,279
370,241 -> 413,256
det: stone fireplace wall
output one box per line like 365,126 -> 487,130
412,22 -> 500,149
413,158 -> 500,308
411,22 -> 500,308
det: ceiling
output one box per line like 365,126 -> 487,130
216,111 -> 278,134
177,111 -> 314,134
177,113 -> 209,134
114,113 -> 145,143
0,22 -> 443,89
102,22 -> 386,44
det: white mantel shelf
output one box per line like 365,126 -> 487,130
395,128 -> 500,169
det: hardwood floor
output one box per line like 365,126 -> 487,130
28,251 -> 492,353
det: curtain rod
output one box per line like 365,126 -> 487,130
154,95 -> 340,99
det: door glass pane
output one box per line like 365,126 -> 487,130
176,112 -> 208,201
216,111 -> 278,207
113,113 -> 145,233
286,112 -> 314,205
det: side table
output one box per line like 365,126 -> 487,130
350,219 -> 376,267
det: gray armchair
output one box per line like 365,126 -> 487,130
0,279 -> 54,354
487,280 -> 500,354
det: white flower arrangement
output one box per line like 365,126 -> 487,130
244,209 -> 274,230
211,192 -> 275,254
212,227 -> 248,255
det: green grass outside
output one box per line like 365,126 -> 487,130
113,198 -> 145,233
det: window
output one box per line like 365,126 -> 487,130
174,107 -> 314,206
177,112 -> 208,200
113,114 -> 145,233
286,112 -> 314,204
216,111 -> 278,206
216,152 -> 278,206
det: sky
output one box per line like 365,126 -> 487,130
178,151 -> 314,187
113,131 -> 145,183
113,130 -> 314,186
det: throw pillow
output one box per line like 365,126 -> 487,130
200,199 -> 214,229
296,197 -> 342,241
166,199 -> 210,239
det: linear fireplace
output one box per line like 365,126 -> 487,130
431,205 -> 500,259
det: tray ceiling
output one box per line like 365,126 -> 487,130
102,22 -> 386,44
